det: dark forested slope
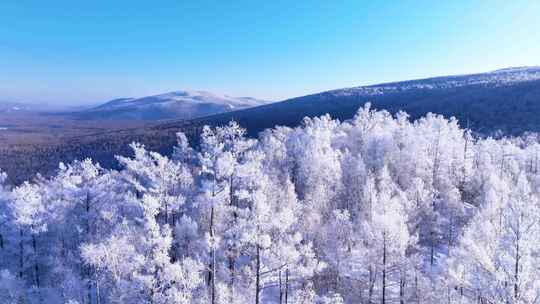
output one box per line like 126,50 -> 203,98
187,67 -> 540,136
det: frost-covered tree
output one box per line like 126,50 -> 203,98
82,197 -> 204,304
11,181 -> 47,290
3,105 -> 540,303
450,172 -> 540,303
197,121 -> 255,303
0,170 -> 10,254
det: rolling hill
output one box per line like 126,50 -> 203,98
181,66 -> 540,136
71,90 -> 270,121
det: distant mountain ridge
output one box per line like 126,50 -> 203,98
72,90 -> 270,121
327,66 -> 540,97
174,66 -> 540,136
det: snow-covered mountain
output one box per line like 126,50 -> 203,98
178,66 -> 540,136
75,90 -> 270,121
327,66 -> 540,97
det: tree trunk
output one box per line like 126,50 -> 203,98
285,268 -> 289,304
382,233 -> 387,304
279,270 -> 283,304
209,206 -> 216,304
430,230 -> 435,267
229,173 -> 237,300
432,130 -> 440,187
208,174 -> 217,304
19,229 -> 24,279
255,245 -> 261,304
335,254 -> 340,290
96,277 -> 101,304
164,199 -> 169,226
32,233 -> 40,288
369,265 -> 374,304
534,149 -> 538,174
229,256 -> 235,304
61,234 -> 66,259
461,131 -> 469,189
87,280 -> 92,304
514,237 -> 520,301
415,271 -> 420,304
400,276 -> 405,304
86,192 -> 92,304
86,192 -> 91,237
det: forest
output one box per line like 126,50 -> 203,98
1,104 -> 540,304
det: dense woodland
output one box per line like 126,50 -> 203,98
2,104 -> 540,303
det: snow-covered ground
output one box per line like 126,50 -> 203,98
329,66 -> 540,97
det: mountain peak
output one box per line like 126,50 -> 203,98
77,90 -> 271,121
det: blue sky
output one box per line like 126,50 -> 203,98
1,1 -> 539,105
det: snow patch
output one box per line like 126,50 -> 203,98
329,66 -> 540,98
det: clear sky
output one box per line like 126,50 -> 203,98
1,1 -> 539,105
